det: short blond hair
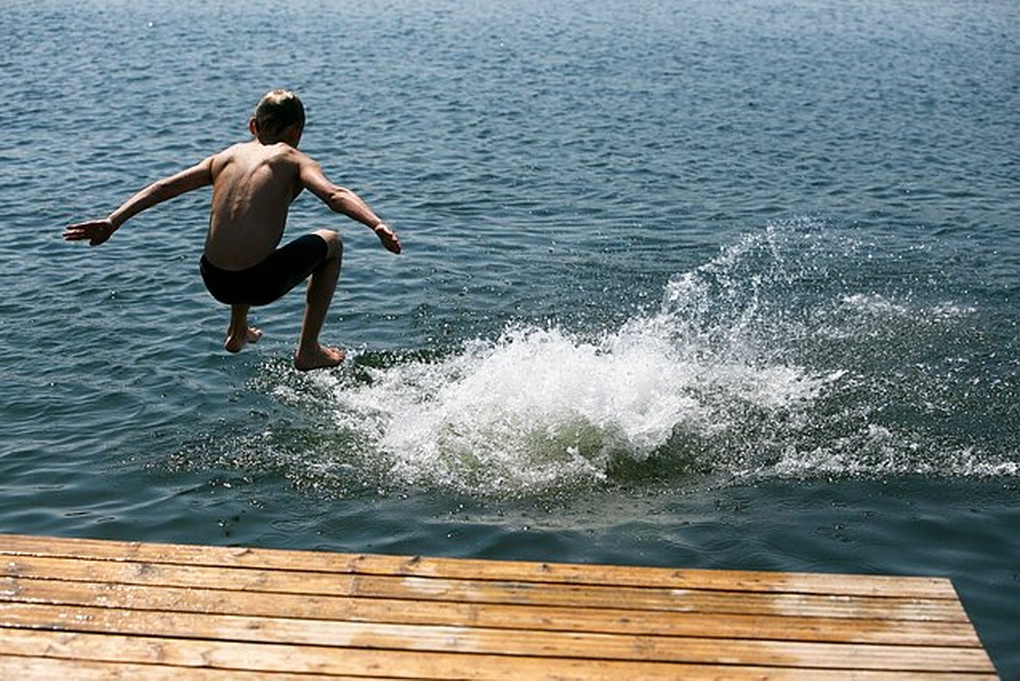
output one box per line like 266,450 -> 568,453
252,89 -> 305,139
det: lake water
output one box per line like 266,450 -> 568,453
2,0 -> 1019,675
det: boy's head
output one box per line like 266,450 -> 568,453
250,89 -> 305,144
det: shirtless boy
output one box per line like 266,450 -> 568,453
64,89 -> 401,371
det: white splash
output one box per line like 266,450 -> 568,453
288,221 -> 1015,496
322,310 -> 831,495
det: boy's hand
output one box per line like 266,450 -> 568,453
374,222 -> 401,254
63,218 -> 117,246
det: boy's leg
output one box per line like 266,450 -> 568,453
294,230 -> 344,371
225,303 -> 263,353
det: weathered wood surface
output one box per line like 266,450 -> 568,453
0,533 -> 998,679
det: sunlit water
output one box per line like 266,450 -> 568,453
2,0 -> 1019,674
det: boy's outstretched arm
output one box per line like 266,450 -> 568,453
64,158 -> 214,246
299,157 -> 402,254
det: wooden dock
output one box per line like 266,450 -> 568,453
0,533 -> 997,679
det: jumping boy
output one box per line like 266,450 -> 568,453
64,89 -> 401,371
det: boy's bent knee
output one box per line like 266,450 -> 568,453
314,229 -> 342,260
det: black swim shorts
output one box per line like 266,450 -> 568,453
200,234 -> 329,307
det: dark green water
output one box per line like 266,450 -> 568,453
2,0 -> 1018,674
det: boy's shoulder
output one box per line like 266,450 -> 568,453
211,140 -> 312,169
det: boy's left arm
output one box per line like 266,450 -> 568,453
298,155 -> 401,254
64,158 -> 214,246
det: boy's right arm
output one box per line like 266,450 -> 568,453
64,158 -> 214,246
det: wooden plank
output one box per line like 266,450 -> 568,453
0,534 -> 999,679
0,533 -> 957,597
1,656 -> 355,681
0,600 -> 997,672
0,632 -> 997,681
1,576 -> 981,646
2,555 -> 970,623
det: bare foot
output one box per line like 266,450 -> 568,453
225,326 -> 263,353
294,345 -> 346,371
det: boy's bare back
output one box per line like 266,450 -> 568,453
204,140 -> 308,271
